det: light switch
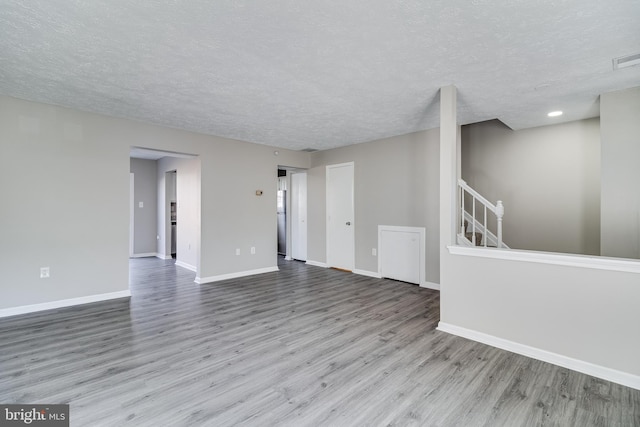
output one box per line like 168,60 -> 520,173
138,201 -> 144,208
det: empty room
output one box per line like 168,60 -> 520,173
1,1 -> 639,426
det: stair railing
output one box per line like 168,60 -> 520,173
458,179 -> 505,248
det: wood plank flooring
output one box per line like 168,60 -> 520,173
1,257 -> 638,426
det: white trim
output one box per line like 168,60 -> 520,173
0,290 -> 132,319
175,260 -> 197,272
456,233 -> 474,247
353,269 -> 382,279
305,260 -> 328,268
195,266 -> 279,284
448,246 -> 640,274
155,254 -> 173,260
284,256 -> 293,261
325,161 -> 355,169
130,252 -> 158,258
437,322 -> 640,391
353,269 -> 439,289
420,281 -> 440,291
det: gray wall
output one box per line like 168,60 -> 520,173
0,95 -> 309,310
308,129 -> 440,284
601,86 -> 640,259
157,156 -> 200,269
442,253 -> 640,377
130,158 -> 158,255
462,118 -> 601,255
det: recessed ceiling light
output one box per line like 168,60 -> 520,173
548,111 -> 563,117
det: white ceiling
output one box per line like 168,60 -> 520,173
1,1 -> 639,151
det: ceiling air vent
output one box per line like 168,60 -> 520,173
300,148 -> 318,152
613,53 -> 640,70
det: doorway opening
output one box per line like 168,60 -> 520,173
167,171 -> 177,259
277,169 -> 287,256
277,167 -> 308,262
129,147 -> 200,289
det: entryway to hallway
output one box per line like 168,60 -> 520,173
128,147 -> 200,289
277,167 -> 308,263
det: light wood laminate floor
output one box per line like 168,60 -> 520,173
1,257 -> 638,426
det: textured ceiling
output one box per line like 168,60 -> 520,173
1,1 -> 639,151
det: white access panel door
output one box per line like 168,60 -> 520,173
326,162 -> 355,271
379,226 -> 425,285
291,172 -> 307,261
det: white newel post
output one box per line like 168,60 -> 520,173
496,200 -> 504,248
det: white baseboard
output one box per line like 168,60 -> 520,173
175,260 -> 197,272
305,260 -> 328,268
130,252 -> 157,258
437,322 -> 640,391
353,269 -> 382,279
420,281 -> 440,291
155,254 -> 173,260
284,256 -> 293,261
0,290 -> 132,319
195,266 -> 279,284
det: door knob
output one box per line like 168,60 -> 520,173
346,221 -> 351,225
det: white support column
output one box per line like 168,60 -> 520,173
439,85 -> 459,250
439,85 -> 460,314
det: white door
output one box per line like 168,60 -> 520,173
129,173 -> 134,257
291,172 -> 308,261
326,162 -> 354,270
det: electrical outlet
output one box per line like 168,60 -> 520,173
40,267 -> 50,279
138,201 -> 143,208
235,248 -> 241,256
372,248 -> 377,256
251,247 -> 256,255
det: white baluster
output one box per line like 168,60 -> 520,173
483,205 -> 487,247
471,197 -> 476,246
496,200 -> 504,248
460,186 -> 465,235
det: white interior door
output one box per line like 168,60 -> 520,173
291,172 -> 307,261
326,162 -> 354,270
129,173 -> 134,257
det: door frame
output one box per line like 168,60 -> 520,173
291,171 -> 308,261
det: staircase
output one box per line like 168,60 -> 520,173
457,179 -> 509,249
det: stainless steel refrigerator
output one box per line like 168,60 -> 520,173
170,201 -> 177,257
277,190 -> 286,255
